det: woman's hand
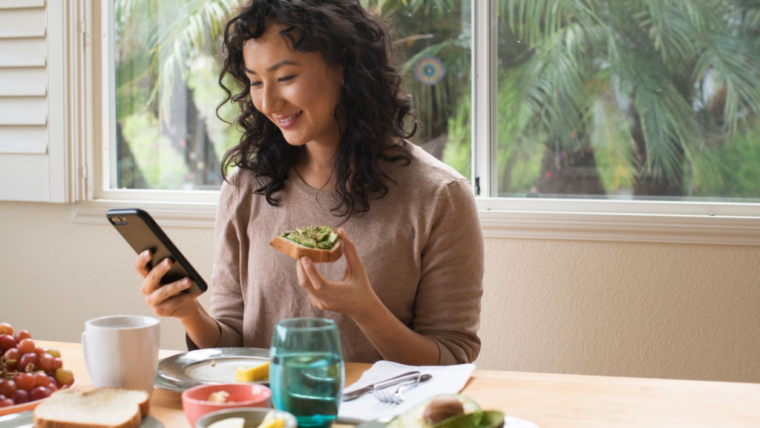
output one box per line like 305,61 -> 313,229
297,229 -> 439,364
135,250 -> 202,320
295,229 -> 382,317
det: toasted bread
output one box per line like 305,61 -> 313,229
269,226 -> 343,263
270,235 -> 343,263
33,388 -> 150,428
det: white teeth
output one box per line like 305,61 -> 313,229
278,111 -> 301,123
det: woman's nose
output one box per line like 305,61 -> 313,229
259,85 -> 283,114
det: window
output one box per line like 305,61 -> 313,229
83,0 -> 760,245
107,0 -> 471,192
489,0 -> 760,204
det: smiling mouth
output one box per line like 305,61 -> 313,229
276,111 -> 302,125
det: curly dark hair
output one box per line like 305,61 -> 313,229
218,0 -> 417,218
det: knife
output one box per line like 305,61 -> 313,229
343,370 -> 422,402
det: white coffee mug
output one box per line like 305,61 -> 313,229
81,315 -> 160,395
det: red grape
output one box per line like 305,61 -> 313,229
34,372 -> 52,388
33,347 -> 46,358
14,373 -> 35,391
17,339 -> 35,355
52,357 -> 63,370
3,348 -> 20,368
29,386 -> 51,401
38,353 -> 55,372
0,398 -> 13,407
54,368 -> 74,386
0,335 -> 15,353
47,383 -> 58,393
12,389 -> 29,404
48,376 -> 59,389
13,330 -> 31,343
0,323 -> 13,336
18,353 -> 37,372
0,379 -> 15,397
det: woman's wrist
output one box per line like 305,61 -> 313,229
178,301 -> 221,348
348,291 -> 386,326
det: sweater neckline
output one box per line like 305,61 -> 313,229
291,168 -> 340,205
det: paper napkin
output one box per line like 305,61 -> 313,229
338,360 -> 476,424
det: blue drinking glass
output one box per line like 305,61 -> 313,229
270,318 -> 344,428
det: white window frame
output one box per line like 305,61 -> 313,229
73,0 -> 760,246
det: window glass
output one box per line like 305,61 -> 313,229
113,0 -> 243,190
495,0 -> 760,202
112,0 -> 471,190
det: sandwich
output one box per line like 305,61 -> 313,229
269,225 -> 343,263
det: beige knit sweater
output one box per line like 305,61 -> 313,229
204,144 -> 484,365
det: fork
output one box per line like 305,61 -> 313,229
372,380 -> 417,404
372,373 -> 432,404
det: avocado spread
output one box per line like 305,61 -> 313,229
280,226 -> 339,250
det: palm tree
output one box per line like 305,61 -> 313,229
495,0 -> 760,198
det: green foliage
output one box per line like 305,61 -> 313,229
114,0 -> 245,189
690,121 -> 760,199
120,112 -> 189,189
443,90 -> 470,181
498,0 -> 760,197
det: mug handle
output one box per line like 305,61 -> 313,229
81,331 -> 91,376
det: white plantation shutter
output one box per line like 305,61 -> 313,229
0,0 -> 70,202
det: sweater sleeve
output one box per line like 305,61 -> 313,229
205,173 -> 246,348
413,178 -> 484,364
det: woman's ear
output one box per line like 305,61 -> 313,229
328,63 -> 345,85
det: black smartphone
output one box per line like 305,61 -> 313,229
106,208 -> 208,294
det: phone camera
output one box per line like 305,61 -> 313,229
109,216 -> 128,225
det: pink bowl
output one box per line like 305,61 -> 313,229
181,383 -> 272,428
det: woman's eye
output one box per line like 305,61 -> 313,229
279,75 -> 295,83
250,81 -> 262,88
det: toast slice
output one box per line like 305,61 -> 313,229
269,226 -> 344,263
33,388 -> 150,428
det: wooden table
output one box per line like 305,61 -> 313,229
35,341 -> 760,427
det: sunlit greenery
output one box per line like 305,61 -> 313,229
113,0 -> 760,202
491,0 -> 760,199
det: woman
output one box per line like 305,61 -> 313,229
135,0 -> 483,365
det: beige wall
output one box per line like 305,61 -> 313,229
1,201 -> 758,383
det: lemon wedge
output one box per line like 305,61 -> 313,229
236,361 -> 270,382
207,417 -> 245,428
257,410 -> 285,428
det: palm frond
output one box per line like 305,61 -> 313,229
154,0 -> 243,122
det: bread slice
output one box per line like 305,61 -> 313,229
34,388 -> 150,428
269,235 -> 343,263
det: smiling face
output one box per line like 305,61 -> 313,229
242,23 -> 344,152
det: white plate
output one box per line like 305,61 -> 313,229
0,411 -> 163,428
156,347 -> 270,392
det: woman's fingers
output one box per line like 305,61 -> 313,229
297,257 -> 328,291
134,250 -> 152,278
296,258 -> 312,291
151,290 -> 200,318
140,258 -> 173,296
144,278 -> 193,307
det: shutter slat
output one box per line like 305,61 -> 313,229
0,8 -> 45,38
0,38 -> 46,67
0,0 -> 45,9
0,68 -> 46,96
0,126 -> 47,153
0,97 -> 47,125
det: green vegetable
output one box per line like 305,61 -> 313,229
280,226 -> 338,250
